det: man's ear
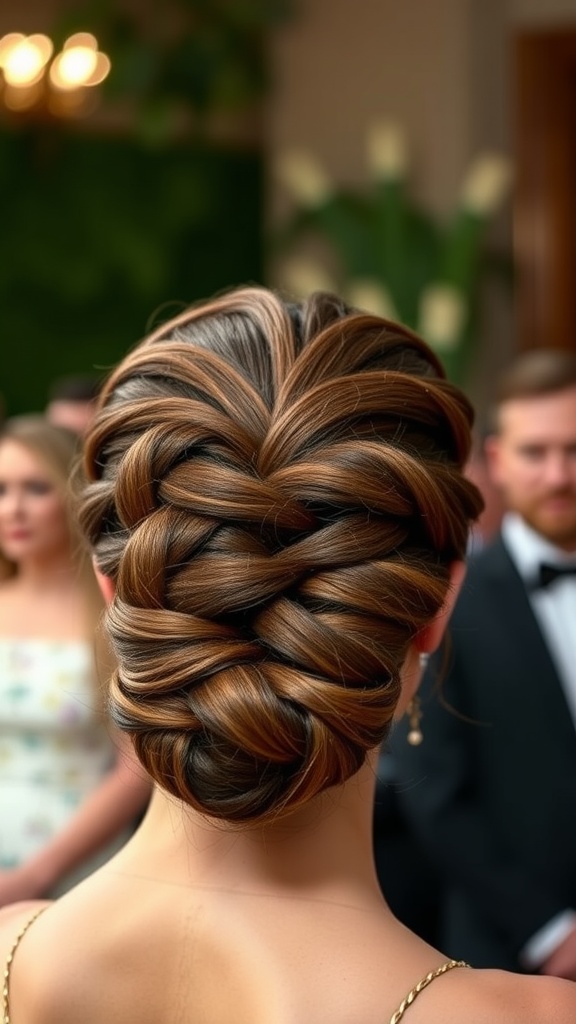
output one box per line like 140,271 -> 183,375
93,559 -> 115,605
415,560 -> 466,655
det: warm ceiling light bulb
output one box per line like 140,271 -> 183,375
63,32 -> 98,51
3,37 -> 48,87
50,45 -> 98,89
28,34 -> 53,65
83,51 -> 110,87
0,33 -> 25,68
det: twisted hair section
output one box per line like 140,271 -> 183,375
80,288 -> 482,824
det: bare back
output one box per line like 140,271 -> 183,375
1,865 -> 575,1024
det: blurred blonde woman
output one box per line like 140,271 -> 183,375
0,415 -> 150,906
0,294 -> 574,1024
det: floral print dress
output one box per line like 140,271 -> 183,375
0,638 -> 120,893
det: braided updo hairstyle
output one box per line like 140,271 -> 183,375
80,287 -> 482,825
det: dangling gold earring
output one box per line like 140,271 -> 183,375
407,695 -> 423,745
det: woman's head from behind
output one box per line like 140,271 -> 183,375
0,415 -> 82,578
80,288 -> 482,825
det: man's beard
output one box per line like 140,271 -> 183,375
522,489 -> 576,549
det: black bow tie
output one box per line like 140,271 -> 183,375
535,562 -> 576,589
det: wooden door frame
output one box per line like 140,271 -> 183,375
515,29 -> 576,351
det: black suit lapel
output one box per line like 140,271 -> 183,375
479,535 -> 576,742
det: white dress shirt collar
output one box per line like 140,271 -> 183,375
500,511 -> 576,585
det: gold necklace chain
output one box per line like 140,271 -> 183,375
2,908 -> 47,1024
389,959 -> 471,1023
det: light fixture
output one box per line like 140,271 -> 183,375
0,29 -> 111,117
2,34 -> 53,87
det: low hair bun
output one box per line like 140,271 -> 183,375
80,287 -> 482,825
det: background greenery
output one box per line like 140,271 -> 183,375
0,0 -> 295,414
0,127 -> 263,414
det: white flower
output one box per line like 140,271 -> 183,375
345,278 -> 398,319
460,153 -> 512,215
418,284 -> 466,352
367,120 -> 407,181
275,151 -> 333,207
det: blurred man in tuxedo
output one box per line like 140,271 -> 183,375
393,348 -> 576,977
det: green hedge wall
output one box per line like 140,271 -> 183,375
0,126 -> 263,414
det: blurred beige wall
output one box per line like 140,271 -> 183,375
0,0 -> 61,33
508,0 -> 576,20
269,0 -> 576,214
267,0 -> 576,403
269,0 -> 474,216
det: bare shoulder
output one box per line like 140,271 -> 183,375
505,972 -> 576,1023
0,887 -> 164,1024
464,968 -> 576,1023
0,900 -> 51,961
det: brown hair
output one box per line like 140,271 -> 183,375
80,287 -> 482,825
493,348 -> 576,413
